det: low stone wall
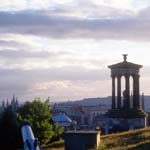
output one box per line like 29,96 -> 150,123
64,131 -> 100,150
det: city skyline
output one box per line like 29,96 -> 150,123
0,0 -> 150,102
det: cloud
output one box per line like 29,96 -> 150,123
0,66 -> 109,81
31,79 -> 111,101
0,0 -> 148,13
0,8 -> 149,41
0,39 -> 33,50
0,66 -> 109,101
0,47 -> 109,70
0,49 -> 51,59
0,0 -> 60,11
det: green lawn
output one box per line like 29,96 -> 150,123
42,140 -> 64,150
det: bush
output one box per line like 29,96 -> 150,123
17,98 -> 54,145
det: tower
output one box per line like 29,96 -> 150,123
108,54 -> 142,110
107,54 -> 146,120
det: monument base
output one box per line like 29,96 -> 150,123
102,117 -> 147,134
103,109 -> 148,134
106,108 -> 147,119
127,117 -> 147,129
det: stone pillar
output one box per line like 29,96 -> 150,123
112,76 -> 116,109
117,76 -> 121,109
133,75 -> 140,109
125,75 -> 130,108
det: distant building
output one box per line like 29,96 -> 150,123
52,114 -> 73,129
52,102 -> 110,130
11,94 -> 19,111
52,104 -> 84,125
0,95 -> 19,113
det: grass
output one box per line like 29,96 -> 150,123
44,127 -> 150,150
42,140 -> 64,150
100,127 -> 150,150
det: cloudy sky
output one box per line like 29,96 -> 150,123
1,0 -> 150,102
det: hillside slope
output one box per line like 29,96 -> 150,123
100,127 -> 150,150
45,127 -> 150,150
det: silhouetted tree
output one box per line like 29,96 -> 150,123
0,107 -> 22,150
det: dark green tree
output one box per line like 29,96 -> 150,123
17,98 -> 54,145
0,107 -> 22,150
51,122 -> 64,142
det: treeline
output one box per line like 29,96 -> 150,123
0,98 -> 63,150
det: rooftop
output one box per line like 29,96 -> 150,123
108,54 -> 142,69
52,114 -> 72,123
65,130 -> 100,134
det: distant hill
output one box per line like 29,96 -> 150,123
72,96 -> 111,106
56,96 -> 150,112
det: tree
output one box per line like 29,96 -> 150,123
0,107 -> 22,150
17,98 -> 53,145
50,122 -> 64,142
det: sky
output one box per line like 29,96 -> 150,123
1,0 -> 150,102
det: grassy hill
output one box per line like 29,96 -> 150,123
100,127 -> 150,150
45,127 -> 150,150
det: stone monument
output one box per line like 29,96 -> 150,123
107,54 -> 147,129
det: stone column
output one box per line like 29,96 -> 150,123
125,75 -> 130,108
112,76 -> 116,109
117,75 -> 121,109
133,75 -> 140,109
